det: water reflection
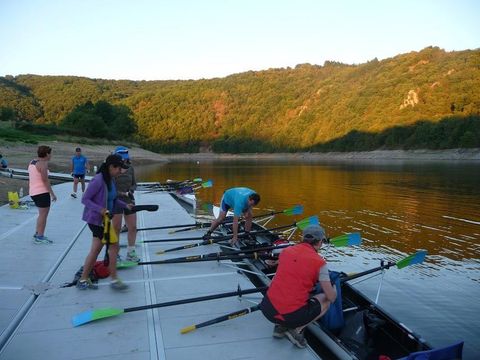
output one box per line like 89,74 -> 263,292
136,159 -> 480,358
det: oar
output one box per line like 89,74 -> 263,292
138,178 -> 203,189
179,250 -> 426,335
118,233 -> 360,269
149,179 -> 213,194
118,252 -> 278,268
326,232 -> 361,247
181,305 -> 260,334
156,216 -> 319,254
71,286 -> 267,327
342,250 -> 428,282
137,223 -> 201,232
154,215 -> 319,244
168,205 -> 304,234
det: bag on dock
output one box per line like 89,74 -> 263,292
61,261 -> 109,288
8,191 -> 19,209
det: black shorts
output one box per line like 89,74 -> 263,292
31,193 -> 51,208
88,224 -> 104,240
113,207 -> 135,216
260,294 -> 322,329
73,174 -> 85,179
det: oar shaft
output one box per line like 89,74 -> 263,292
124,287 -> 267,313
138,223 -> 200,232
341,262 -> 395,283
182,305 -> 260,334
144,233 -> 234,243
140,253 -> 277,265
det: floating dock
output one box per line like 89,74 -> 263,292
0,182 -> 320,359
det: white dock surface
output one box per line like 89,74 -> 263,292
0,182 -> 320,360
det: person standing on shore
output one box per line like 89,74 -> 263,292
112,146 -> 140,262
259,225 -> 337,348
204,187 -> 260,246
70,147 -> 89,198
77,154 -> 132,291
28,145 -> 57,244
0,153 -> 8,169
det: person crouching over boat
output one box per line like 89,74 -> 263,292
77,154 -> 132,291
204,187 -> 260,246
259,225 -> 337,349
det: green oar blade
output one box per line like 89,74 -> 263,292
329,233 -> 362,247
117,260 -> 139,269
193,178 -> 203,182
72,308 -> 124,327
202,180 -> 213,188
296,216 -> 319,230
283,205 -> 304,216
396,250 -> 427,269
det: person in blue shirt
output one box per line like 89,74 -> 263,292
0,153 -> 8,169
71,147 -> 90,198
205,187 -> 261,246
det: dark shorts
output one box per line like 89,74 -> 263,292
31,193 -> 51,208
113,206 -> 135,216
260,294 -> 322,329
73,174 -> 85,179
88,224 -> 104,240
220,198 -> 231,212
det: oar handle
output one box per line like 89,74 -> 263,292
124,287 -> 268,313
181,305 -> 261,334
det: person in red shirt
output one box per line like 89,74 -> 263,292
260,225 -> 337,348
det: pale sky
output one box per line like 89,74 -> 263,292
0,0 -> 479,80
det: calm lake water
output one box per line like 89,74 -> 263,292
136,159 -> 480,359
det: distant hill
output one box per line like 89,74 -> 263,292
1,46 -> 479,152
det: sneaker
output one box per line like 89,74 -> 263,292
126,250 -> 140,262
285,328 -> 307,348
273,324 -> 288,339
33,234 -> 53,244
117,254 -> 123,262
71,193 -> 77,198
120,224 -> 128,233
110,279 -> 128,291
76,279 -> 98,290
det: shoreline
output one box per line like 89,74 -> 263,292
162,148 -> 480,162
1,142 -> 479,206
1,141 -> 479,166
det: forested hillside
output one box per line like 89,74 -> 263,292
1,47 -> 479,152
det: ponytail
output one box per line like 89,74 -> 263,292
97,162 -> 112,190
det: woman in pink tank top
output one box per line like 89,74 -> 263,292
28,145 -> 57,244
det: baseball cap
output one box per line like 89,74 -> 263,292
75,147 -> 81,152
114,146 -> 129,160
105,154 -> 129,169
302,225 -> 327,244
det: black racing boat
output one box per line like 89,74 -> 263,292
216,213 -> 462,360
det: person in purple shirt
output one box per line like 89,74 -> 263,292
77,154 -> 132,291
205,187 -> 260,246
